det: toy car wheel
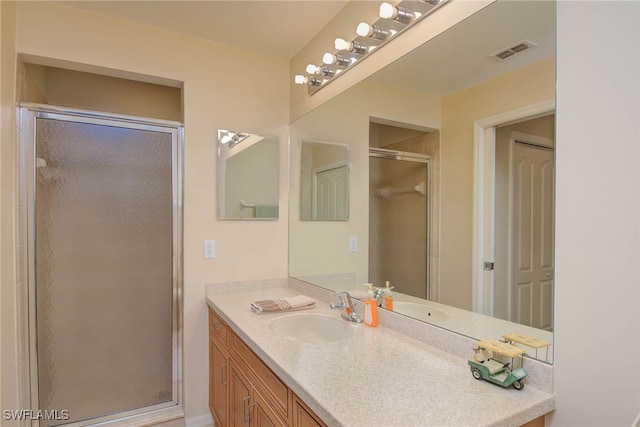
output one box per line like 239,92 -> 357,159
512,380 -> 524,391
471,368 -> 482,380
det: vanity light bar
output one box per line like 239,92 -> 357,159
294,0 -> 449,95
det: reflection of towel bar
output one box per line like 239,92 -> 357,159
377,181 -> 426,198
240,200 -> 256,209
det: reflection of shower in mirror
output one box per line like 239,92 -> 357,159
376,181 -> 426,198
36,157 -> 63,182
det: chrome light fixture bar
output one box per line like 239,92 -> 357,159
294,0 -> 449,95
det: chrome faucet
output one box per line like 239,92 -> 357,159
329,292 -> 362,323
372,287 -> 386,307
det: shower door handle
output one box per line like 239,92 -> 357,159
220,363 -> 227,385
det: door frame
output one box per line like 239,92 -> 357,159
18,103 -> 185,426
471,99 -> 555,315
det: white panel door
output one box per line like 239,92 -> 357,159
314,165 -> 348,220
513,143 -> 554,331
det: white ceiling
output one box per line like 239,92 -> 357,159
54,1 -> 555,96
55,0 -> 350,59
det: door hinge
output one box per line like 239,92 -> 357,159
484,262 -> 495,271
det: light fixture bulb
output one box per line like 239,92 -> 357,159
335,37 -> 368,55
379,2 -> 396,19
322,52 -> 336,65
356,22 -> 373,38
294,75 -> 308,85
356,22 -> 392,40
322,53 -> 351,67
334,38 -> 351,51
306,64 -> 319,74
379,2 -> 415,24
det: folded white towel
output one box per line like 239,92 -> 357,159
250,295 -> 316,314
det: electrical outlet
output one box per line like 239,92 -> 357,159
204,240 -> 216,259
349,236 -> 357,253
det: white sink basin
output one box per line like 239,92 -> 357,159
269,314 -> 355,344
393,302 -> 449,323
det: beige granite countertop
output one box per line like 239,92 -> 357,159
206,283 -> 555,427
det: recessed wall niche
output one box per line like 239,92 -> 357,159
20,62 -> 183,122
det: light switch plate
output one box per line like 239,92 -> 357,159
349,236 -> 357,253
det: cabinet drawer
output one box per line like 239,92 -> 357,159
209,307 -> 229,346
231,332 -> 290,421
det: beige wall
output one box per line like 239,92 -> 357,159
439,57 -> 555,310
8,2 -> 290,420
553,2 -> 640,425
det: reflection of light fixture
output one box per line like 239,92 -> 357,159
322,52 -> 352,67
294,75 -> 322,86
379,2 -> 418,24
218,130 -> 249,148
306,64 -> 337,77
356,22 -> 394,40
334,38 -> 368,55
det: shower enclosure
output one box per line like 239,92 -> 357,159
369,148 -> 431,300
20,105 -> 183,426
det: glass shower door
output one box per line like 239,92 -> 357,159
369,152 -> 430,299
29,110 -> 181,426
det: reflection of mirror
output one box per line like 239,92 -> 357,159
300,141 -> 349,221
289,0 -> 555,363
217,129 -> 279,220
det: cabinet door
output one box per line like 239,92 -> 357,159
293,395 -> 327,427
210,339 -> 229,426
230,361 -> 252,427
253,388 -> 287,427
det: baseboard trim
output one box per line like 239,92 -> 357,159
185,413 -> 214,427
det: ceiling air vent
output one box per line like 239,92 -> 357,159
490,40 -> 537,61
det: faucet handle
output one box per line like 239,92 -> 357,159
329,292 -> 362,323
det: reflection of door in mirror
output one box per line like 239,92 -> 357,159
369,122 -> 439,301
314,163 -> 348,220
300,141 -> 349,221
493,115 -> 555,331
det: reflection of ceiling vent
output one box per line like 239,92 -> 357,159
490,40 -> 537,61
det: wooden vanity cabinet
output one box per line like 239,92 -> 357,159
209,307 -> 327,427
209,309 -> 230,426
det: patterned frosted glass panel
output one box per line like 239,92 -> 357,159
369,157 -> 428,299
35,118 -> 174,425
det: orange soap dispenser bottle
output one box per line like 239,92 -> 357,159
383,281 -> 394,310
363,283 -> 379,327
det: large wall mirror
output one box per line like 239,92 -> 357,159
289,0 -> 556,363
217,129 -> 279,220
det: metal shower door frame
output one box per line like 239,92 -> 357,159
19,104 -> 184,427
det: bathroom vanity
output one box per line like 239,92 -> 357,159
209,307 -> 327,427
207,280 -> 554,426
